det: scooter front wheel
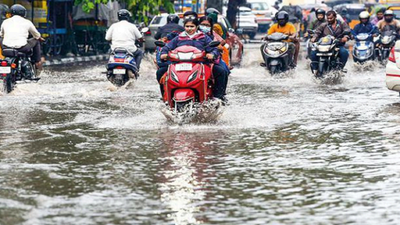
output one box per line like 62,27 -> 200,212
270,65 -> 278,75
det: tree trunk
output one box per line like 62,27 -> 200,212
226,0 -> 245,29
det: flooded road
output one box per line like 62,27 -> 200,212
1,47 -> 400,224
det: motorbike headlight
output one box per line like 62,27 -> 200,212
382,37 -> 390,44
170,70 -> 179,83
178,52 -> 194,60
317,45 -> 331,52
187,71 -> 198,83
280,46 -> 287,53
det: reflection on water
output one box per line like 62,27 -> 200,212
1,50 -> 400,224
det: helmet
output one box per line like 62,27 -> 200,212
315,8 -> 326,21
384,9 -> 394,22
359,11 -> 370,22
275,11 -> 289,26
167,14 -> 179,24
205,8 -> 220,16
10,4 -> 26,17
117,9 -> 131,21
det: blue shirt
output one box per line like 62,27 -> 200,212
352,22 -> 378,41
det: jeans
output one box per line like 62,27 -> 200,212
310,46 -> 349,70
133,49 -> 143,70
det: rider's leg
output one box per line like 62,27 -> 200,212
288,43 -> 296,66
212,64 -> 228,99
294,41 -> 300,65
338,46 -> 349,68
18,38 -> 42,70
133,49 -> 144,70
310,50 -> 318,71
156,66 -> 168,96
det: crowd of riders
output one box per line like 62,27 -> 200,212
263,5 -> 400,75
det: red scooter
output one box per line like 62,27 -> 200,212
155,41 -> 220,113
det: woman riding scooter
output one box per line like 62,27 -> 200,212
157,13 -> 229,102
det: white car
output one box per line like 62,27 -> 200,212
246,0 -> 277,32
237,6 -> 258,39
386,41 -> 400,93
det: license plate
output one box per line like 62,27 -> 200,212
0,67 -> 11,74
113,69 -> 126,74
175,63 -> 192,71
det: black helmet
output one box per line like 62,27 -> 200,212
118,9 -> 131,21
384,9 -> 394,23
10,4 -> 26,17
167,14 -> 179,24
205,8 -> 220,16
276,11 -> 289,26
315,8 -> 326,18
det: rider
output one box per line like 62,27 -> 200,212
158,15 -> 228,101
351,11 -> 378,41
105,9 -> 144,70
0,4 -> 44,73
154,14 -> 184,41
310,10 -> 351,71
309,8 -> 326,30
265,11 -> 299,66
371,8 -> 385,26
376,10 -> 400,36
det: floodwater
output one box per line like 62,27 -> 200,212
1,47 -> 400,225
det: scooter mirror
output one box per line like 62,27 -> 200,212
208,41 -> 221,48
155,41 -> 166,47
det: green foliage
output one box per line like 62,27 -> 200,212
128,0 -> 175,23
74,0 -> 109,13
74,0 -> 175,23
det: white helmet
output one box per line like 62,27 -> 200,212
359,11 -> 370,20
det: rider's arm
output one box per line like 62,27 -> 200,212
204,35 -> 219,58
160,35 -> 178,58
0,24 -> 4,38
105,25 -> 113,41
267,24 -> 276,35
311,24 -> 324,42
28,21 -> 41,39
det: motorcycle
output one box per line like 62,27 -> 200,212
155,40 -> 221,118
106,48 -> 139,87
377,30 -> 397,64
310,35 -> 343,78
352,33 -> 375,64
260,32 -> 294,75
0,48 -> 40,93
105,27 -> 148,87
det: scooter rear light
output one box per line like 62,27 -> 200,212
11,63 -> 17,69
145,30 -> 151,35
116,66 -> 123,69
389,47 -> 396,63
1,61 -> 7,67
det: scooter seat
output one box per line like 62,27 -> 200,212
2,49 -> 19,57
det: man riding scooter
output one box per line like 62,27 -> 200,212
352,11 -> 378,41
105,9 -> 144,71
376,10 -> 400,36
154,14 -> 184,41
310,10 -> 351,72
0,4 -> 44,75
264,11 -> 299,67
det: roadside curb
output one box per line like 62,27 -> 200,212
44,54 -> 109,66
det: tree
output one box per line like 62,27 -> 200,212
74,0 -> 175,23
226,0 -> 245,29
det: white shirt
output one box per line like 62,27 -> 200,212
0,15 -> 41,48
105,20 -> 142,53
